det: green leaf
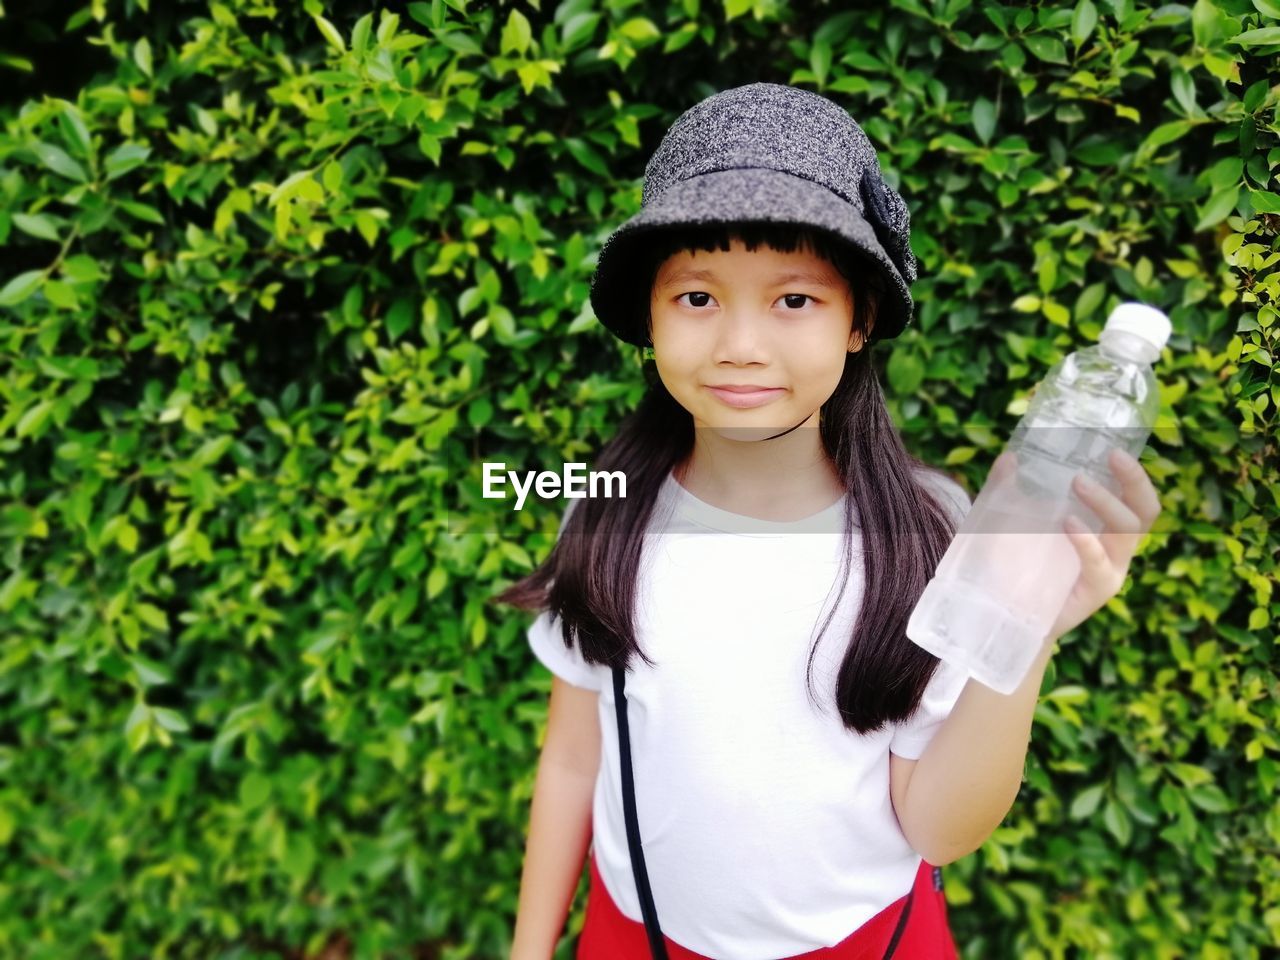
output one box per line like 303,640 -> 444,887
283,833 -> 316,883
1187,784 -> 1232,813
1195,186 -> 1239,230
1074,283 -> 1106,321
315,15 -> 346,53
618,18 -> 660,42
1171,69 -> 1197,116
1249,189 -> 1280,214
0,269 -> 46,307
1230,27 -> 1280,46
133,37 -> 153,77
1140,120 -> 1194,153
467,397 -> 493,428
131,655 -> 173,686
1071,0 -> 1098,44
386,298 -> 413,341
811,40 -> 832,87
295,177 -> 324,203
54,98 -> 92,156
1070,783 -> 1105,819
501,9 -> 532,55
239,771 -> 271,810
124,702 -> 151,750
269,169 -> 313,207
351,12 -> 373,53
563,138 -> 608,177
44,279 -> 78,309
16,399 -> 54,438
560,11 -> 601,50
12,212 -> 59,241
323,159 -> 344,194
1207,155 -> 1242,191
104,143 -> 151,181
972,97 -> 996,145
117,522 -> 138,552
887,349 -> 925,394
427,567 -> 448,600
1168,762 -> 1213,787
61,254 -> 104,284
30,141 -> 87,182
1043,300 -> 1071,326
354,210 -> 379,246
118,200 -> 165,224
1102,799 -> 1132,846
1024,35 -> 1068,63
1192,0 -> 1230,47
376,11 -> 400,44
152,707 -> 189,733
135,603 -> 168,631
1243,78 -> 1270,113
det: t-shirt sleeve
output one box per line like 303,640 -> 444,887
527,608 -> 606,692
889,657 -> 971,759
524,496 -> 605,692
890,468 -> 976,759
915,467 -> 973,527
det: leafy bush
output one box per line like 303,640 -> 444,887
0,1 -> 1275,958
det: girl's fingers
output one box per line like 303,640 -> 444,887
1071,472 -> 1142,534
1064,517 -> 1125,595
1070,455 -> 1147,569
1106,447 -> 1163,527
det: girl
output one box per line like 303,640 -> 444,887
503,83 -> 1161,960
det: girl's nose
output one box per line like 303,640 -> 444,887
710,308 -> 769,364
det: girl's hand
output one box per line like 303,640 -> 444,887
1044,447 -> 1162,643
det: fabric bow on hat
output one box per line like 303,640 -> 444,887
858,167 -> 918,287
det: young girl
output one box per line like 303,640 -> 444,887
503,82 -> 1159,960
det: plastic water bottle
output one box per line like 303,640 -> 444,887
906,302 -> 1170,694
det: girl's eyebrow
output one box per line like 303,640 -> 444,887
659,267 -> 841,289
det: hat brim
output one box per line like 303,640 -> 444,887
588,167 -> 914,347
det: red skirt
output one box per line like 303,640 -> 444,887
577,848 -> 959,960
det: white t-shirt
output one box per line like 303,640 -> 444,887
526,467 -> 972,960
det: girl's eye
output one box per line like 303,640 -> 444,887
677,291 -> 714,308
674,292 -> 817,309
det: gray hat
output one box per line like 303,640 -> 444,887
589,82 -> 918,347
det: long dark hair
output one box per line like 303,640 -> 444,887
493,221 -> 964,737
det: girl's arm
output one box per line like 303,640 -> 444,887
510,676 -> 602,960
896,637 -> 1057,867
900,449 -> 1161,866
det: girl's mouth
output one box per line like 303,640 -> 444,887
705,386 -> 787,408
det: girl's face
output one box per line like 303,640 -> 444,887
649,238 -> 862,437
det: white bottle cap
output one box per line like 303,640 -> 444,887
1104,302 -> 1171,350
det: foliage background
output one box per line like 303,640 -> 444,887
1,0 -> 1277,957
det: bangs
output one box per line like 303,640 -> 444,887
640,221 -> 846,265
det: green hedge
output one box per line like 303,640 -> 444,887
0,0 -> 1276,957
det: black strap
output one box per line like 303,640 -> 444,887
612,664 -> 917,960
613,665 -> 669,959
882,883 -> 914,959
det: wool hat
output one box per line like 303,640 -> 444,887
588,82 -> 918,348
